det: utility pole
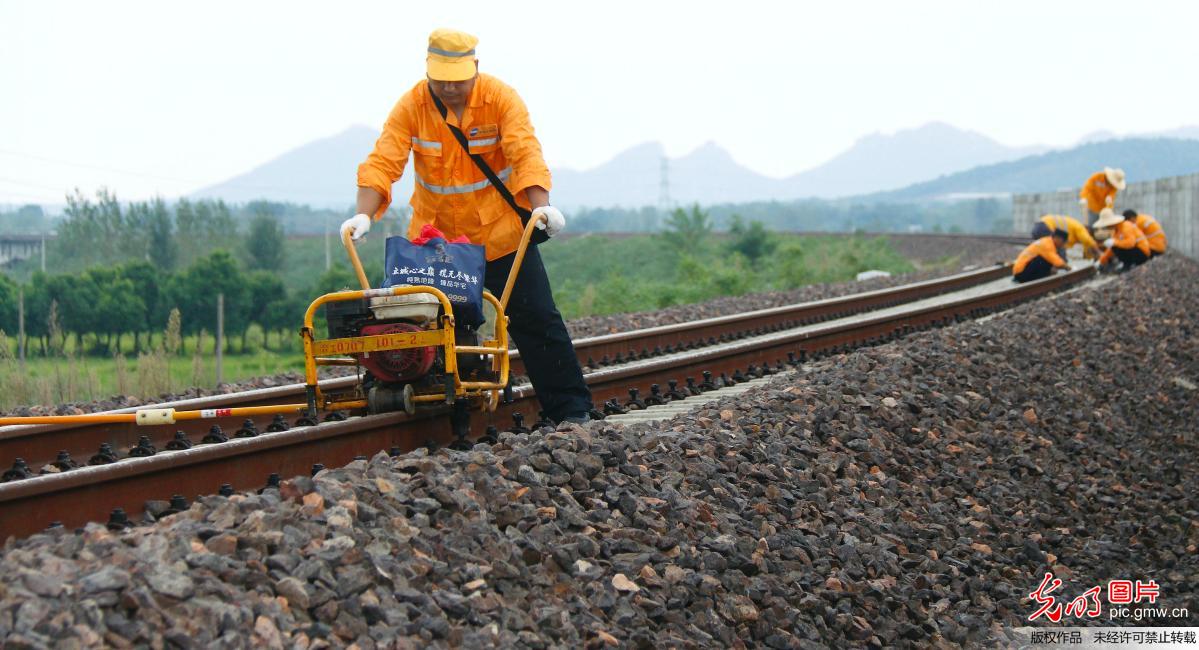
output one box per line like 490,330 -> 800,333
215,293 -> 224,385
324,215 -> 331,271
40,236 -> 46,272
657,156 -> 672,231
17,287 -> 25,367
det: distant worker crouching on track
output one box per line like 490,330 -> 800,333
1123,210 -> 1167,257
1079,167 -> 1126,226
1094,209 -> 1151,272
1013,229 -> 1071,283
1032,214 -> 1102,260
342,28 -> 594,424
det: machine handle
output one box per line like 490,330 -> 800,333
498,212 -> 549,313
342,228 -> 372,291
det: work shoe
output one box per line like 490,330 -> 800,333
560,413 -> 590,425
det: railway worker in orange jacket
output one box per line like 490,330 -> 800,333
344,28 -> 593,424
1095,209 -> 1150,272
1078,167 -> 1126,226
1031,214 -> 1101,259
1013,229 -> 1070,283
1122,210 -> 1167,257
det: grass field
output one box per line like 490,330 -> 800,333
542,232 -> 915,318
0,325 -> 304,410
1,348 -> 304,409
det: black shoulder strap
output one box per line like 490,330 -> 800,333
428,85 -> 547,244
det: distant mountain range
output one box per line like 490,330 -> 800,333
191,126 -> 395,209
192,122 -> 1199,209
780,122 -> 1048,198
871,138 -> 1199,201
1076,125 -> 1199,146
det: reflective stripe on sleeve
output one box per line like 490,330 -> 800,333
415,167 -> 512,195
411,137 -> 442,150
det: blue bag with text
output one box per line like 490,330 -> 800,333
382,236 -> 487,329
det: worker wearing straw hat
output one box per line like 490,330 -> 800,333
1079,167 -> 1126,227
1094,208 -> 1150,272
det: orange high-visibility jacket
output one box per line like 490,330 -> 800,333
1039,214 -> 1098,251
1079,171 -> 1118,213
1133,213 -> 1167,253
1013,237 -> 1067,275
357,74 -> 552,261
1099,220 -> 1151,264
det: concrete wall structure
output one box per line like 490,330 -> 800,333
0,236 -> 45,268
1013,172 -> 1198,259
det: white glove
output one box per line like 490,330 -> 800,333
531,205 -> 565,237
340,213 -> 372,241
1078,198 -> 1089,208
1103,238 -> 1114,249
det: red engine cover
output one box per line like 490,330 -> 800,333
357,322 -> 437,383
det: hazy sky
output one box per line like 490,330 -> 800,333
2,0 -> 1197,205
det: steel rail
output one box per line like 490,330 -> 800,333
0,264 -> 1009,471
560,263 -> 1010,368
0,266 -> 1093,539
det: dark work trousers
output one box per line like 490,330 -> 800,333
484,244 -> 593,421
1112,246 -> 1148,271
1013,256 -> 1054,283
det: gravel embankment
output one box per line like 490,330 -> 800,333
1,255 -> 1192,647
5,239 -> 1020,418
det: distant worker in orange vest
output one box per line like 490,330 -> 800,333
1031,214 -> 1102,260
1094,209 -> 1150,272
1122,210 -> 1167,257
343,28 -> 593,424
1013,229 -> 1070,283
1078,167 -> 1126,226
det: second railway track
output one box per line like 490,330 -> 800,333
0,263 -> 1092,538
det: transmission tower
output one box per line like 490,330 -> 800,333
657,156 -> 672,225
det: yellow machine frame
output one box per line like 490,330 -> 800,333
299,214 -> 547,418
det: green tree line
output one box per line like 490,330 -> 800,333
571,197 -> 1011,235
0,252 -> 355,357
51,190 -> 292,274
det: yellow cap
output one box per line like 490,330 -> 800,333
426,28 -> 478,81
